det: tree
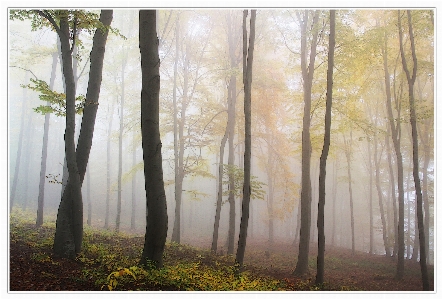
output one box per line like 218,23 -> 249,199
381,17 -> 405,271
53,10 -> 113,257
225,11 -> 242,255
9,9 -> 114,257
235,9 -> 256,271
316,9 -> 335,285
211,130 -> 228,252
293,10 -> 320,276
398,9 -> 429,290
139,9 -> 168,268
36,52 -> 58,226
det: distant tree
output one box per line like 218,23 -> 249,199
139,10 -> 168,268
36,52 -> 58,227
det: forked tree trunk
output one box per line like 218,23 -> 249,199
52,10 -> 112,257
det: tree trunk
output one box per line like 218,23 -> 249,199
367,134 -> 374,254
75,10 -> 113,184
139,10 -> 168,268
266,129 -> 275,247
53,13 -> 82,258
398,10 -> 429,290
116,51 -> 127,233
86,167 -> 92,226
293,10 -> 320,276
331,157 -> 338,247
104,100 -> 114,229
235,9 -> 255,271
406,159 -> 411,259
226,11 -> 241,255
131,129 -> 137,231
316,9 -> 334,284
211,129 -> 228,252
373,127 -> 390,256
344,132 -> 355,255
382,23 -> 405,277
53,10 -> 113,257
171,16 -> 181,243
36,52 -> 58,226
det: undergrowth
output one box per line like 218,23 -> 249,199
9,211 -> 284,291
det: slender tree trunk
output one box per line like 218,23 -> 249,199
316,10 -> 335,284
266,130 -> 275,247
36,52 -> 58,226
86,167 -> 91,226
139,10 -> 168,268
382,23 -> 405,277
344,132 -> 355,255
211,130 -> 228,252
293,10 -> 319,276
75,10 -> 113,183
226,11 -> 241,255
53,13 -> 82,258
171,16 -> 181,243
116,55 -> 126,233
131,129 -> 137,231
331,158 -> 338,247
373,127 -> 390,256
104,101 -> 114,229
367,134 -> 374,254
386,131 -> 398,257
235,9 -> 255,271
398,10 -> 429,290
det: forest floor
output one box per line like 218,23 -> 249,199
9,213 -> 434,292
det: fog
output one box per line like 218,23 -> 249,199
8,9 -> 434,265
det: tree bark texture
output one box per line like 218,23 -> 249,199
139,10 -> 168,268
